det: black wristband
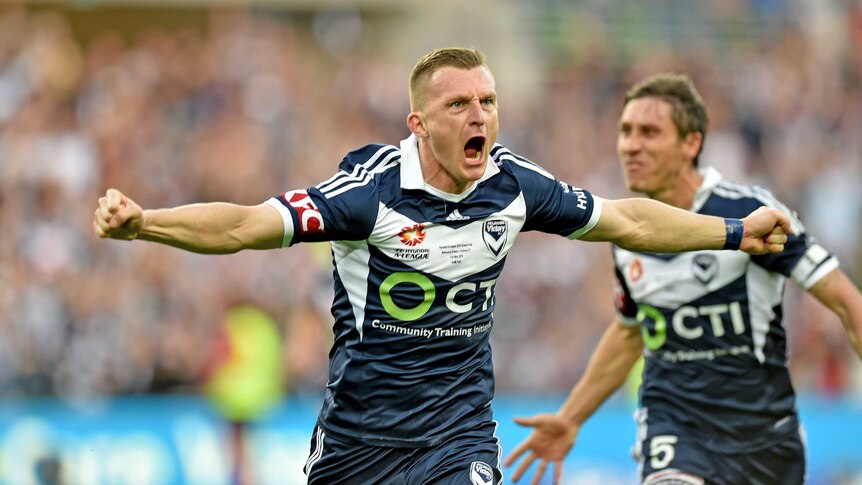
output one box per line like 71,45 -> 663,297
722,218 -> 744,250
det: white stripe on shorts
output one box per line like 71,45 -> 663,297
305,427 -> 325,480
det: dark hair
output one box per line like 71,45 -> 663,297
625,74 -> 709,166
409,47 -> 488,110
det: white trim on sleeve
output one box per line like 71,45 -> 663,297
790,243 -> 839,289
568,196 -> 604,239
265,198 -> 295,247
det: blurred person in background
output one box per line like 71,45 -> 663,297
93,48 -> 792,484
202,305 -> 283,485
506,74 -> 862,485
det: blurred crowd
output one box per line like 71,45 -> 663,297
1,1 -> 861,405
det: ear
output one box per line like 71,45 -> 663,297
407,112 -> 428,138
682,132 -> 704,160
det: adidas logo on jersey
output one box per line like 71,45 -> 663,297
445,209 -> 470,222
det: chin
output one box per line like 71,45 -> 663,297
626,182 -> 648,194
467,163 -> 486,179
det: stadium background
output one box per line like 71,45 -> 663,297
1,0 -> 861,483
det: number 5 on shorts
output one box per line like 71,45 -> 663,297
650,435 -> 678,469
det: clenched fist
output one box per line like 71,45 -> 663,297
93,188 -> 144,240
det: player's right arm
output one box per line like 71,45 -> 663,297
505,319 -> 643,485
94,188 -> 284,253
808,268 -> 862,360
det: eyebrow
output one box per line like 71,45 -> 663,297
447,94 -> 471,103
445,92 -> 497,104
619,119 -> 660,129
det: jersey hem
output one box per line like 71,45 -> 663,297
316,404 -> 493,448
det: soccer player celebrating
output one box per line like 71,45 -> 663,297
505,74 -> 862,485
95,50 -> 792,484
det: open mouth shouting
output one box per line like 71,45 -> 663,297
464,136 -> 486,163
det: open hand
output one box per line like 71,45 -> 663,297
504,414 -> 580,485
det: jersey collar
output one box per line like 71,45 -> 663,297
399,134 -> 500,202
690,166 -> 723,213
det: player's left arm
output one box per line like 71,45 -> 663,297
808,268 -> 862,360
94,188 -> 284,253
579,198 -> 793,255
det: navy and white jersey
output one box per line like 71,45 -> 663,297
613,167 -> 838,453
266,134 -> 601,447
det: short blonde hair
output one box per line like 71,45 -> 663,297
409,47 -> 488,110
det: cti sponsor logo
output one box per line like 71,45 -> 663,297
282,190 -> 325,236
638,301 -> 746,351
379,273 -> 497,321
399,224 -> 427,247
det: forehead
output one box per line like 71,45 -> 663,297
425,65 -> 496,100
620,97 -> 674,125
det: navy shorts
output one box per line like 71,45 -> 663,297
304,420 -> 503,485
634,409 -> 806,485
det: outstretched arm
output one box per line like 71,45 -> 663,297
505,320 -> 643,485
581,198 -> 792,255
93,188 -> 284,254
808,268 -> 862,360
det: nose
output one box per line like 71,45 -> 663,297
618,132 -> 641,154
467,100 -> 486,126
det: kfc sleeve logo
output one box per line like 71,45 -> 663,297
282,190 -> 325,235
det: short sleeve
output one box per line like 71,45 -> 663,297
510,155 -> 602,238
753,234 -> 839,289
266,177 -> 380,247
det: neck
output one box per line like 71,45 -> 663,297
651,166 -> 703,209
417,139 -> 472,194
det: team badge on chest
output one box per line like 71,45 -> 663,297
482,219 -> 508,257
692,253 -> 719,284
